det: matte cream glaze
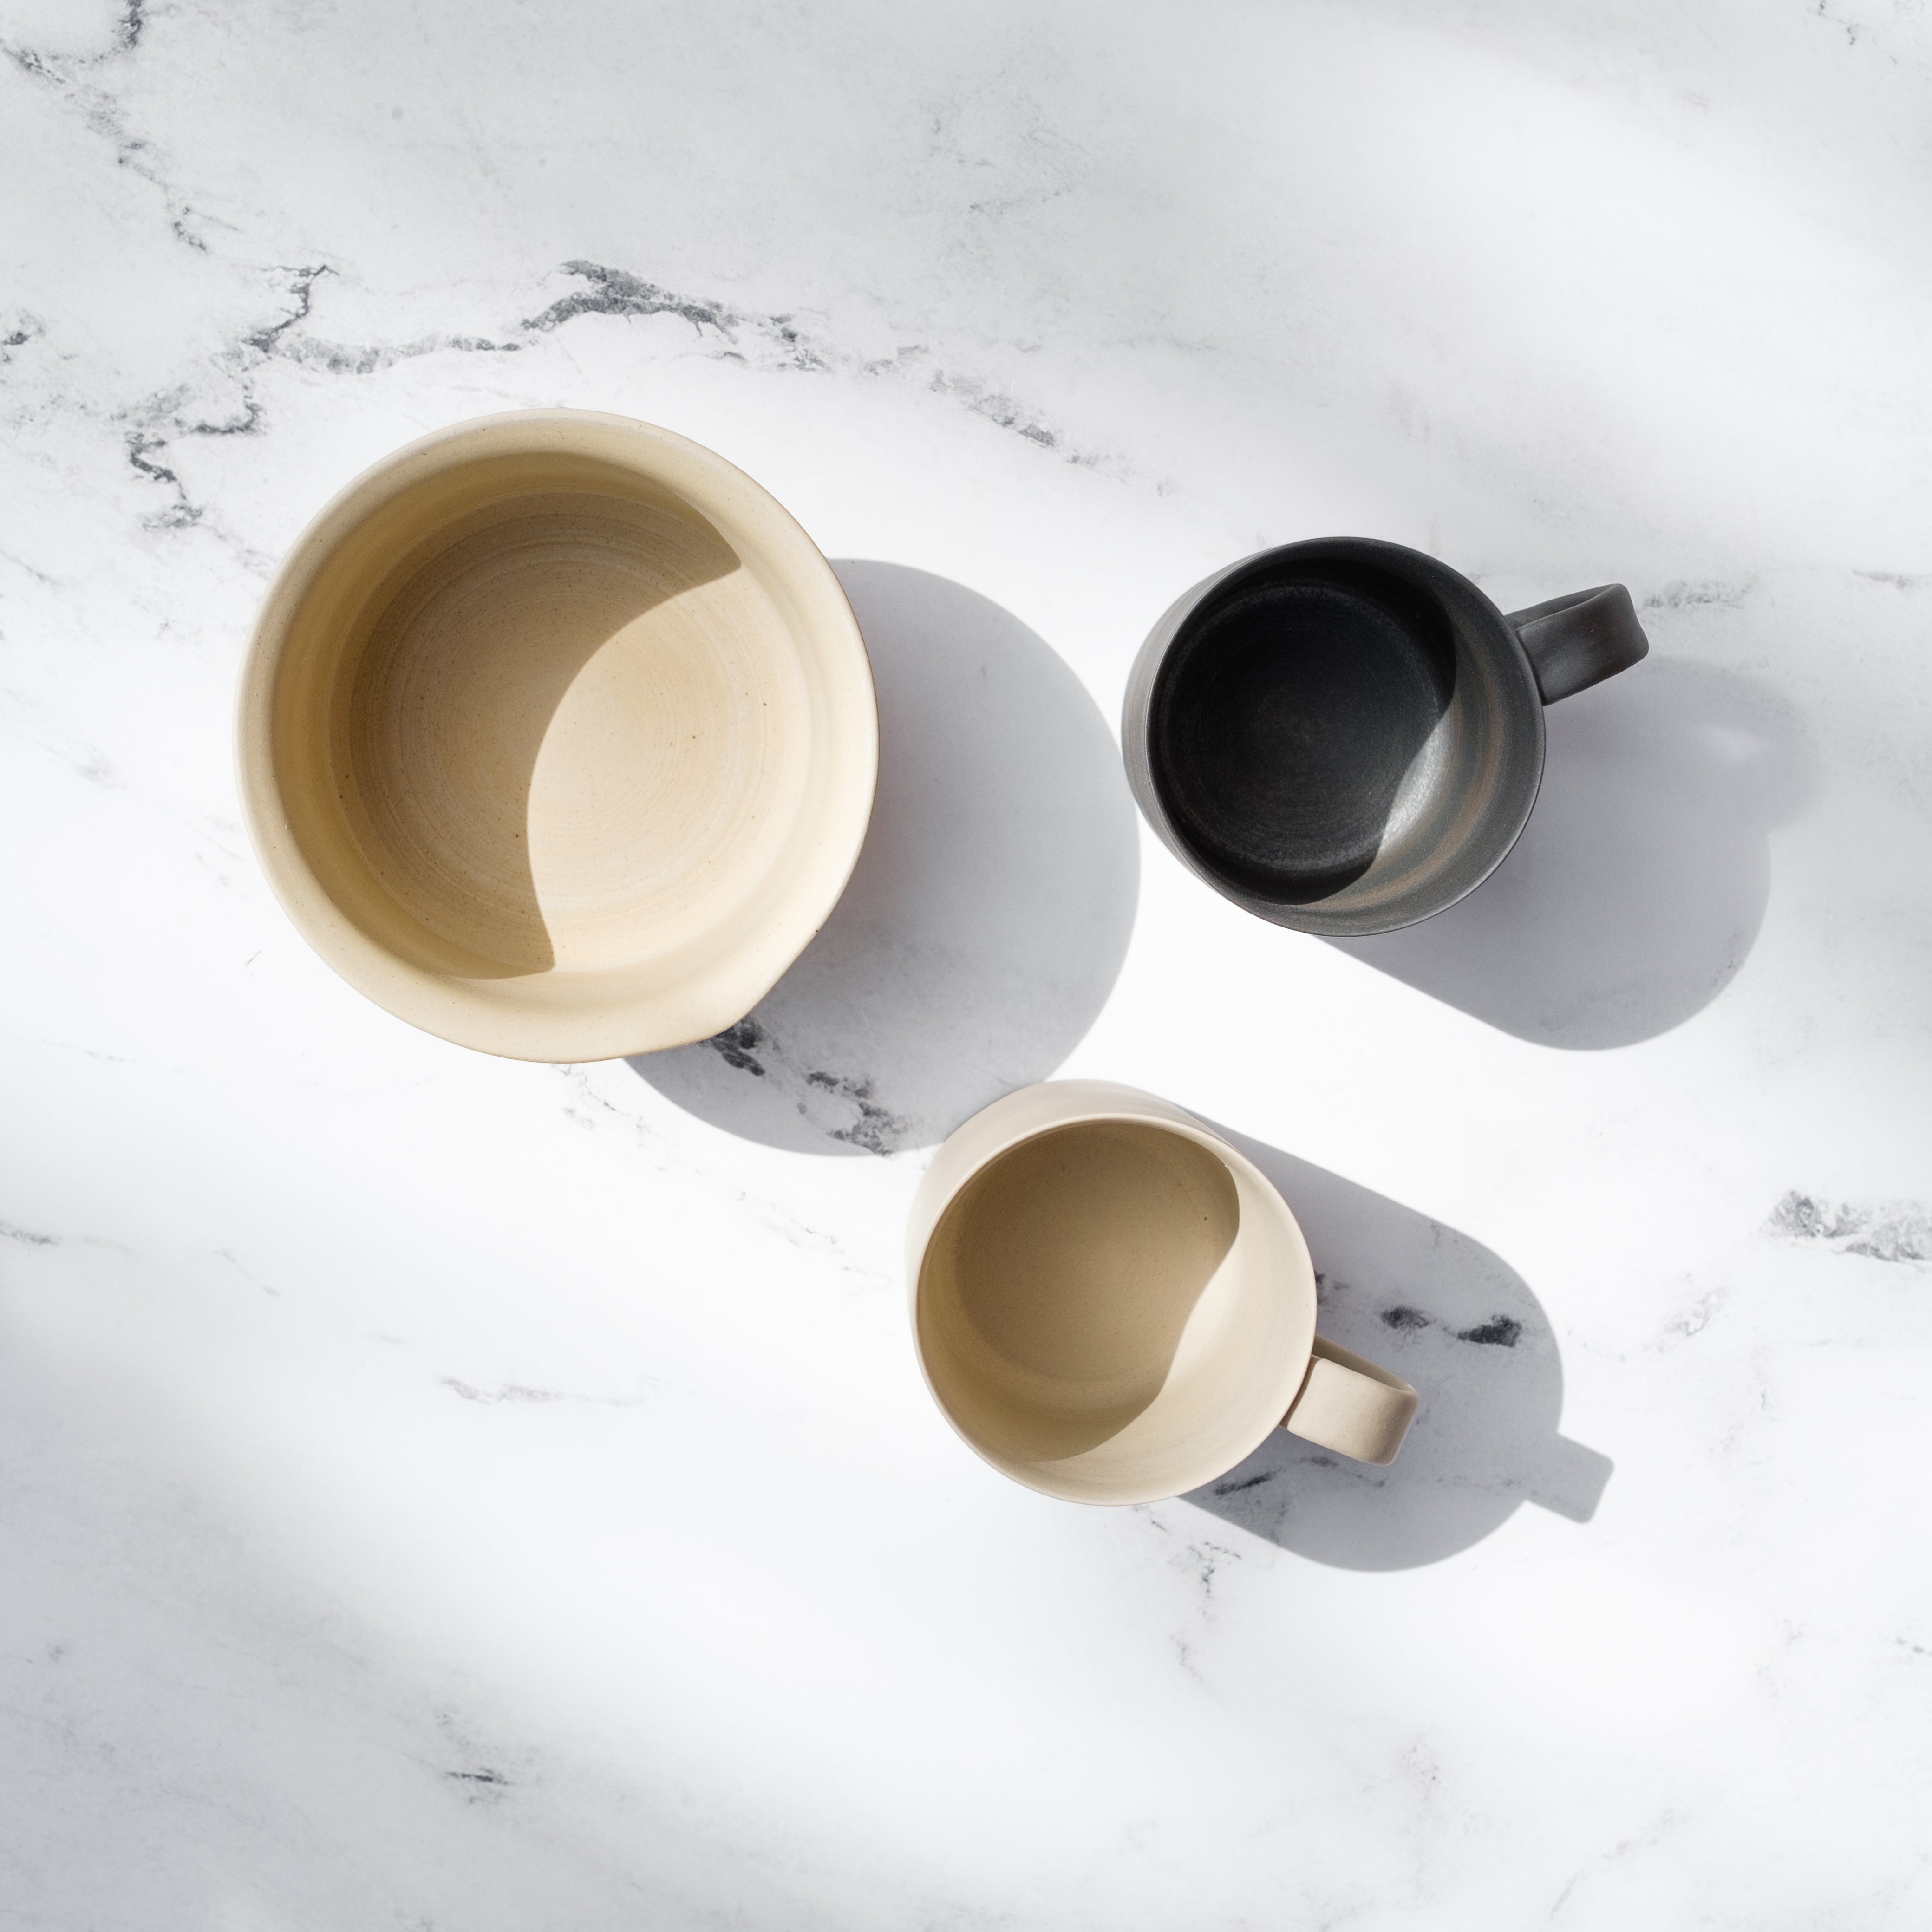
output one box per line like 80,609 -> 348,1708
238,413 -> 877,1059
922,1122 -> 1245,1460
910,1082 -> 1419,1504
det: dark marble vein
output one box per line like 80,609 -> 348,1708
694,1014 -> 912,1156
1768,1191 -> 1932,1265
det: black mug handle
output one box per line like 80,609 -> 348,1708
1504,584 -> 1649,705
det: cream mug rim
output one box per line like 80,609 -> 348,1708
908,1081 -> 1419,1505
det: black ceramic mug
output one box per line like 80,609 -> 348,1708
1121,538 -> 1650,936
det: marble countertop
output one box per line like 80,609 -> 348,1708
5,3 -> 1931,1925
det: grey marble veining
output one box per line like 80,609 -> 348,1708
4,3 -> 1932,1926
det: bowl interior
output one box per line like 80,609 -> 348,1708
256,431 -> 872,1056
917,1120 -> 1313,1502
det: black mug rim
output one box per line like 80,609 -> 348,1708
1121,537 -> 1546,937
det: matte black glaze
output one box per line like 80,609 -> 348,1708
1509,583 -> 1649,704
1149,565 -> 1456,903
1121,538 -> 1649,937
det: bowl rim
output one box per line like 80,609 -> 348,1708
235,408 -> 878,1062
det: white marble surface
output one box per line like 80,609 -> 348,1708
5,2 -> 1932,1925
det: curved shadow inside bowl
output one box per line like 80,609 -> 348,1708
1326,659 -> 1815,1047
346,503 -> 742,975
1186,1126 -> 1612,1570
630,563 -> 1141,1154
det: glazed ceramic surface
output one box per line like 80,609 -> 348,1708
238,411 -> 878,1060
1122,539 -> 1647,934
909,1082 -> 1416,1502
9,7 -> 1932,1930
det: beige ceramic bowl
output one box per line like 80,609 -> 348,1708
237,411 -> 877,1060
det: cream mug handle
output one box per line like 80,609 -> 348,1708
1282,1336 -> 1419,1466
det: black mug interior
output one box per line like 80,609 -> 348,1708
1142,541 -> 1544,935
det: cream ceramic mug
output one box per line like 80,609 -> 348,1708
908,1081 -> 1419,1504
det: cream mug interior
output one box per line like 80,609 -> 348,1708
909,1082 -> 1418,1504
238,411 -> 877,1062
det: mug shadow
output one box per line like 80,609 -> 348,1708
1185,1124 -> 1612,1569
1325,658 -> 1815,1047
629,562 -> 1141,1154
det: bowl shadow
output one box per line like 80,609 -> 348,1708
1325,658 -> 1814,1047
1185,1124 -> 1612,1569
629,562 -> 1141,1154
